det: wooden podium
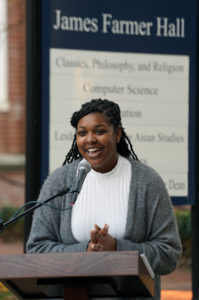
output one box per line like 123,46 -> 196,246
0,251 -> 154,299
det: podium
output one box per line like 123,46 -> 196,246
0,251 -> 154,299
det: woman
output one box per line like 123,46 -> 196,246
26,99 -> 182,299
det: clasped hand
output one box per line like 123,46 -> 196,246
87,224 -> 117,252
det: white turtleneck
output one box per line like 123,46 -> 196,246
71,155 -> 131,242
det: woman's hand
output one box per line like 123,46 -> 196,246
87,224 -> 117,252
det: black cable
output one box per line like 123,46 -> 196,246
0,187 -> 72,233
11,200 -> 71,220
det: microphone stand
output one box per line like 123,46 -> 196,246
0,187 -> 72,234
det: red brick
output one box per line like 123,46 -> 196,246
0,0 -> 26,155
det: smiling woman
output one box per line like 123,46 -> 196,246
62,98 -> 138,165
76,113 -> 121,173
26,99 -> 182,300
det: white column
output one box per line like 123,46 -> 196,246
0,0 -> 9,111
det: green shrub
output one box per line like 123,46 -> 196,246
0,206 -> 24,242
175,209 -> 191,258
175,209 -> 191,240
0,292 -> 17,300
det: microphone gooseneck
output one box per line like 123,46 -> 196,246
71,159 -> 91,206
0,161 -> 92,233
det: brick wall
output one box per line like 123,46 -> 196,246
0,170 -> 25,207
0,0 -> 26,154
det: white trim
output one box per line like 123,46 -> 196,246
0,154 -> 25,167
0,0 -> 9,112
0,101 -> 10,112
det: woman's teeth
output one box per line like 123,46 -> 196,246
87,148 -> 99,153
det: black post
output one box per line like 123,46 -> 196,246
24,0 -> 41,250
192,88 -> 199,297
192,204 -> 199,299
191,2 -> 199,297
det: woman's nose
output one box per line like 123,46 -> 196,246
86,132 -> 96,143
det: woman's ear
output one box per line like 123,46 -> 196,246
116,126 -> 122,143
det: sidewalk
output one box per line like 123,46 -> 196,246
161,290 -> 192,300
161,265 -> 192,300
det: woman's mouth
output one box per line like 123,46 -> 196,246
86,147 -> 102,157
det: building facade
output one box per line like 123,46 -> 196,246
0,0 -> 26,167
0,0 -> 26,208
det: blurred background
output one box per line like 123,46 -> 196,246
0,0 -> 25,297
0,0 -> 192,299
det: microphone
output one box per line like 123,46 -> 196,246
71,159 -> 91,206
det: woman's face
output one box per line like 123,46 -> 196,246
76,112 -> 121,173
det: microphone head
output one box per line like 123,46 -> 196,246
78,159 -> 91,173
72,159 -> 91,196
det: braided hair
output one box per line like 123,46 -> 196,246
62,99 -> 138,165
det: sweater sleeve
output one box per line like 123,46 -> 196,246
116,169 -> 182,276
26,204 -> 89,254
26,165 -> 89,254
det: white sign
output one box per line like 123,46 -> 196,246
50,48 -> 189,197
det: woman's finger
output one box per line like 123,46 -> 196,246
94,224 -> 101,231
90,230 -> 98,243
91,243 -> 104,251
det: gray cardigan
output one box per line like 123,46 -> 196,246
26,158 -> 182,300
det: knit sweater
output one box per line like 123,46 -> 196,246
26,157 -> 182,300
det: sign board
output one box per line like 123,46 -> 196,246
40,0 -> 197,204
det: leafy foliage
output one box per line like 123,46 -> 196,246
175,208 -> 191,258
0,282 -> 17,300
0,206 -> 24,242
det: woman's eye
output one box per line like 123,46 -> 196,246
96,130 -> 105,135
77,131 -> 86,136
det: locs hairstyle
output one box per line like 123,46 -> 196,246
62,99 -> 138,165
